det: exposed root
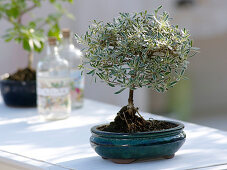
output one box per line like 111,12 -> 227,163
100,105 -> 177,133
122,112 -> 130,130
135,108 -> 146,122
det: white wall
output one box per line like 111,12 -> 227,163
0,0 -> 170,112
1,0 -> 227,115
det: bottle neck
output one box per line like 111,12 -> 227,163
47,45 -> 59,58
62,37 -> 71,46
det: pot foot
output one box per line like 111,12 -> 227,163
163,154 -> 175,159
109,159 -> 136,164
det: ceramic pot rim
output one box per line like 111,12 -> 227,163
91,120 -> 184,136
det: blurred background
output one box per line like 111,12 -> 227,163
1,0 -> 227,130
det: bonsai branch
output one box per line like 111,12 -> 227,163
18,4 -> 37,24
21,4 -> 37,16
37,21 -> 48,30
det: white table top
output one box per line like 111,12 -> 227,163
0,99 -> 227,170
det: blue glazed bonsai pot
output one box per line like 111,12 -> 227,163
90,120 -> 186,163
0,79 -> 36,107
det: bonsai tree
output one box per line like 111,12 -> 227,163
0,0 -> 73,80
76,7 -> 197,133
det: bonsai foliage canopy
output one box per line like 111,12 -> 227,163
76,7 -> 197,94
0,0 -> 74,68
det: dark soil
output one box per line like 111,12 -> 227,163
7,67 -> 36,81
99,106 -> 177,133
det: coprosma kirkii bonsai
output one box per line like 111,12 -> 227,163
76,6 -> 198,133
0,0 -> 73,81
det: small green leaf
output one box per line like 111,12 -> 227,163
180,69 -> 185,76
108,83 -> 115,87
168,81 -> 177,87
114,88 -> 126,94
23,39 -> 31,51
87,70 -> 95,75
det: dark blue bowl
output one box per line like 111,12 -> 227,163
90,120 -> 186,163
0,79 -> 36,107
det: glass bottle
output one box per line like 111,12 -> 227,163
59,29 -> 84,109
37,37 -> 71,120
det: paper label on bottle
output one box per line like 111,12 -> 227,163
38,87 -> 69,97
37,77 -> 71,114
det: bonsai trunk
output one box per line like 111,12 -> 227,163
128,89 -> 134,108
128,89 -> 135,116
28,52 -> 33,69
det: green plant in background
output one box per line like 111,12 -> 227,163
76,6 -> 198,132
0,0 -> 73,68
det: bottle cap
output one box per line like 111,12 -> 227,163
62,28 -> 70,38
48,37 -> 57,45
